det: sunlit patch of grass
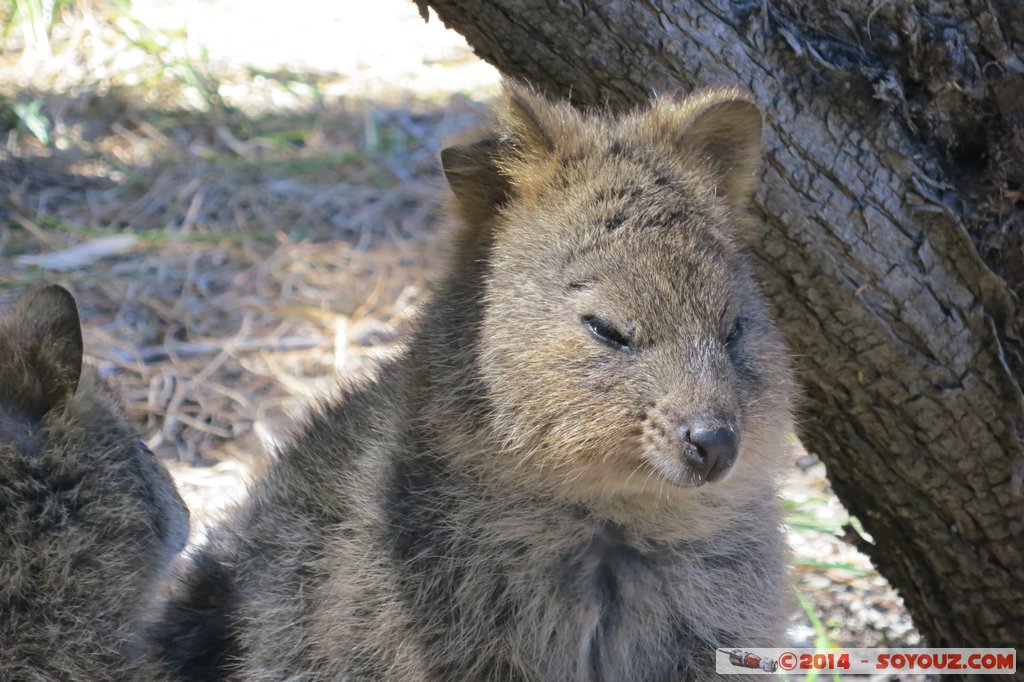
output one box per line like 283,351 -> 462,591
784,491 -> 875,577
1,0 -> 223,116
221,151 -> 368,177
112,13 -> 222,110
793,559 -> 873,578
781,463 -> 900,652
10,97 -> 50,143
784,504 -> 843,536
246,68 -> 330,107
2,0 -> 72,52
0,92 -> 50,144
792,588 -> 844,682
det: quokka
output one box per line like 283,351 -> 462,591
150,82 -> 797,682
0,285 -> 190,681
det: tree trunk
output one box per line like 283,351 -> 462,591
418,0 -> 1024,654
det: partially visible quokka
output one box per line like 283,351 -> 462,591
154,83 -> 797,681
0,285 -> 189,681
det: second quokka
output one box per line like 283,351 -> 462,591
154,82 -> 798,682
0,286 -> 189,681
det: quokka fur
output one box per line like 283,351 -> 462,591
152,82 -> 798,682
0,285 -> 189,681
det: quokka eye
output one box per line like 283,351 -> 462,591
583,315 -> 633,351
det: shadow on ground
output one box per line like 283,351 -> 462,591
1,83 -> 487,467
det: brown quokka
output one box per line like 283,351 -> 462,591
0,285 -> 189,681
154,83 -> 797,681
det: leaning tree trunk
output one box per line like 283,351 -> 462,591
417,0 -> 1024,655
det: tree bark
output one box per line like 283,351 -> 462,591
418,0 -> 1024,654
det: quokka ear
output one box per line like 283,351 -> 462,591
440,81 -> 570,222
656,89 -> 763,204
440,138 -> 511,225
495,80 -> 559,161
8,285 -> 84,415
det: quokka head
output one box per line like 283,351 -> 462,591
441,83 -> 795,502
0,285 -> 189,556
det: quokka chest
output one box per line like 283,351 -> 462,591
516,524 -> 734,682
385,460 -> 756,679
557,524 -> 656,615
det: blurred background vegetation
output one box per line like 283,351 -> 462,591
0,0 -> 920,664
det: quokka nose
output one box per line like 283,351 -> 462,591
682,425 -> 739,482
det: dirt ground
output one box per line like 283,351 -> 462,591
0,0 -> 922,671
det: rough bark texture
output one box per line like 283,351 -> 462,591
418,0 -> 1024,654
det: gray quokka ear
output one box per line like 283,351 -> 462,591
657,89 -> 764,204
10,284 -> 84,414
440,138 -> 511,223
440,81 -> 568,222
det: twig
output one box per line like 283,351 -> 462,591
96,333 -> 330,368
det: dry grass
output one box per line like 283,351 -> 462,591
0,0 -> 918,654
4,91 -> 474,466
1,0 -> 499,521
